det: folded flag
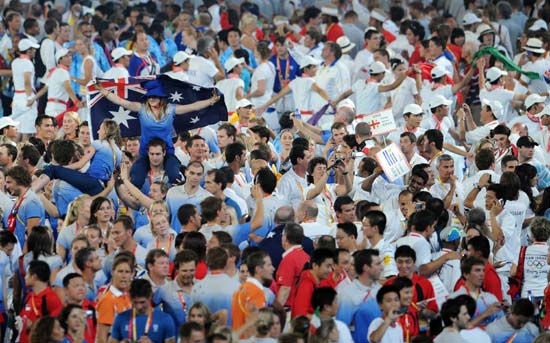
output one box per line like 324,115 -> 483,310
87,75 -> 228,139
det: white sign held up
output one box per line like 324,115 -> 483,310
375,143 -> 411,182
357,108 -> 397,136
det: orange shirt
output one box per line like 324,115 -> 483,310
96,285 -> 131,325
231,278 -> 266,331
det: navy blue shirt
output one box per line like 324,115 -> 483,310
111,307 -> 176,343
258,224 -> 314,269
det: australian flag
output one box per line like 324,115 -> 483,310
87,75 -> 228,139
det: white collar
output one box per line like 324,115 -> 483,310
282,245 -> 302,258
246,277 -> 264,290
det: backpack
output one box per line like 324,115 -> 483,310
508,246 -> 528,299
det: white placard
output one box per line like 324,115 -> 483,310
375,143 -> 411,182
358,108 -> 397,136
428,275 -> 450,310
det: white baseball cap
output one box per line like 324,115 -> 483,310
18,38 -> 39,52
55,48 -> 70,62
369,61 -> 386,75
224,57 -> 244,72
525,93 -> 547,109
462,13 -> 482,26
337,98 -> 355,110
336,36 -> 355,54
403,104 -> 424,116
485,67 -> 508,83
0,117 -> 19,130
529,19 -> 548,32
299,55 -> 321,69
235,98 -> 253,109
429,95 -> 452,109
321,5 -> 339,17
364,26 -> 378,34
111,47 -> 132,61
370,8 -> 386,22
431,66 -> 447,79
173,51 -> 192,65
523,38 -> 546,54
273,16 -> 289,26
481,98 -> 503,120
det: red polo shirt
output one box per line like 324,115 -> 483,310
291,270 -> 321,318
276,246 -> 310,306
326,23 -> 344,42
19,287 -> 63,343
386,273 -> 438,313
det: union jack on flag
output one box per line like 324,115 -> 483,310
86,75 -> 228,139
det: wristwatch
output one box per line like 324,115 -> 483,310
474,183 -> 482,190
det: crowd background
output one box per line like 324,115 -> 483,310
2,0 -> 550,343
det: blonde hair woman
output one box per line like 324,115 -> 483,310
56,194 -> 92,261
134,200 -> 173,247
239,12 -> 258,52
146,213 -> 176,260
58,111 -> 81,141
181,27 -> 198,52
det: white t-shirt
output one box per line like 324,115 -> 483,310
11,58 -> 34,92
164,70 -> 189,82
432,249 -> 462,293
480,88 -> 514,123
46,67 -> 71,103
313,62 -> 350,111
216,77 -> 244,112
521,58 -> 550,95
40,38 -> 56,80
391,76 -> 419,120
289,77 -> 316,111
103,65 -> 130,79
433,55 -> 454,76
352,49 -> 374,82
373,239 -> 398,278
188,56 -> 218,87
367,317 -> 404,343
465,120 -> 499,145
276,168 -> 307,208
352,80 -> 383,115
460,328 -> 491,343
250,62 -> 275,108
306,183 -> 336,226
396,233 -> 432,268
503,191 -> 529,235
521,242 -> 549,297
429,179 -> 465,216
301,222 -> 332,241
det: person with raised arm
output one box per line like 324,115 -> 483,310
95,78 -> 220,189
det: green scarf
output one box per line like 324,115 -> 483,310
472,46 -> 541,80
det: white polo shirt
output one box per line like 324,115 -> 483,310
395,232 -> 432,268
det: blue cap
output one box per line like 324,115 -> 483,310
440,226 -> 463,242
142,80 -> 167,98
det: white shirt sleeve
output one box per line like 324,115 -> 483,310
415,239 -> 433,267
41,40 -> 56,75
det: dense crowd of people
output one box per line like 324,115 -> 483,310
2,0 -> 550,342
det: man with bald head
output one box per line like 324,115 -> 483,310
297,200 -> 331,241
259,206 -> 315,269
